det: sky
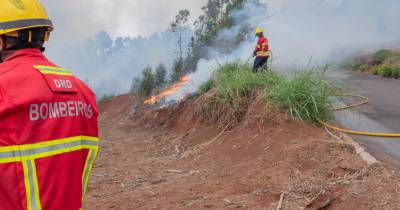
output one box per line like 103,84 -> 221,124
41,0 -> 207,40
188,0 -> 400,97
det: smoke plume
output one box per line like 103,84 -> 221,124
188,0 -> 400,92
40,0 -> 205,96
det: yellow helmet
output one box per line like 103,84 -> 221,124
0,0 -> 53,36
255,27 -> 264,34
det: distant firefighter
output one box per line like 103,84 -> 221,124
253,27 -> 271,72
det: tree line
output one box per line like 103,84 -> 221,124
131,0 -> 248,97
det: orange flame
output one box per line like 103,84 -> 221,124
144,75 -> 191,105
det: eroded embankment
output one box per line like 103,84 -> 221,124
84,93 -> 400,210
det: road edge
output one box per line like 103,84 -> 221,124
341,133 -> 379,165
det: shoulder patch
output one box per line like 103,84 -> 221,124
33,65 -> 77,93
34,65 -> 73,76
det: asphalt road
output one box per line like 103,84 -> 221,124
335,71 -> 400,169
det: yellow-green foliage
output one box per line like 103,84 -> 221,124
375,63 -> 400,78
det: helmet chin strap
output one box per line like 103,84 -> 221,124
7,29 -> 47,52
0,29 -> 47,63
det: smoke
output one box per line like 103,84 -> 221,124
45,28 -> 193,96
230,0 -> 400,67
40,0 -> 206,96
264,0 -> 400,67
40,0 -> 400,98
185,0 -> 400,93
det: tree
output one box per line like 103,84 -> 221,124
130,76 -> 142,93
170,9 -> 191,82
95,31 -> 113,51
139,67 -> 155,97
184,0 -> 247,70
170,57 -> 184,82
171,9 -> 191,60
114,37 -> 124,51
155,63 -> 167,88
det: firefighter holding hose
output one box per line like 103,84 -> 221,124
253,27 -> 271,72
0,0 -> 98,209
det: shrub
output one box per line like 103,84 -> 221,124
376,64 -> 391,77
371,49 -> 397,65
374,63 -> 400,78
392,67 -> 400,79
370,65 -> 380,75
342,49 -> 400,79
359,64 -> 370,72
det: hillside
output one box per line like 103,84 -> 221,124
84,93 -> 400,210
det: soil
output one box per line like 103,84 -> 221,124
84,93 -> 400,210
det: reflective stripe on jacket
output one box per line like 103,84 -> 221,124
254,36 -> 270,57
0,49 -> 99,210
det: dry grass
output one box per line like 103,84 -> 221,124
192,89 -> 252,128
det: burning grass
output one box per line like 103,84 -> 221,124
144,75 -> 191,105
196,61 -> 338,126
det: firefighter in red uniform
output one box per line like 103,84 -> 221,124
253,27 -> 270,72
0,1 -> 99,210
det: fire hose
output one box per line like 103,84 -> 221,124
319,94 -> 400,138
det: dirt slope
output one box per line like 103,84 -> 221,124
84,93 -> 400,210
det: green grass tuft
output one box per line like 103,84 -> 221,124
266,70 -> 337,122
198,61 -> 338,124
198,78 -> 215,94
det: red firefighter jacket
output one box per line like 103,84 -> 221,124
0,49 -> 99,210
254,36 -> 270,57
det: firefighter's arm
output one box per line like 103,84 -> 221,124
253,39 -> 262,56
253,46 -> 258,56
